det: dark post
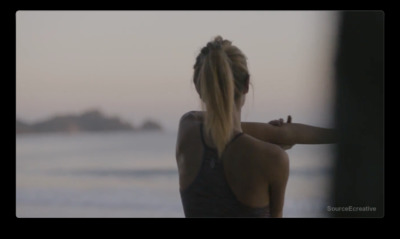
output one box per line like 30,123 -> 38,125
332,11 -> 384,217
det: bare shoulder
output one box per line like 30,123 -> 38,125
262,144 -> 289,183
247,137 -> 289,182
177,111 -> 203,149
179,111 -> 204,125
261,143 -> 289,166
177,111 -> 204,136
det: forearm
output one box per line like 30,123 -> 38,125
241,122 -> 337,145
284,123 -> 337,144
189,111 -> 338,145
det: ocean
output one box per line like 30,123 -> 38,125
16,130 -> 335,218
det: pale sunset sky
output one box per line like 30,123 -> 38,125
16,11 -> 339,131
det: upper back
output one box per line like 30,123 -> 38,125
176,111 -> 286,211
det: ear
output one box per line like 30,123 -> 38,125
243,75 -> 249,94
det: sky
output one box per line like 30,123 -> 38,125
16,11 -> 339,132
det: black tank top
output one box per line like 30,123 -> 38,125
179,123 -> 270,218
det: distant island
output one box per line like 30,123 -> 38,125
16,109 -> 162,134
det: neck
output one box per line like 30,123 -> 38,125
233,104 -> 242,133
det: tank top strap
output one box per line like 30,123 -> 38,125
228,131 -> 244,145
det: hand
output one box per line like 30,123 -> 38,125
269,115 -> 292,127
269,115 -> 294,150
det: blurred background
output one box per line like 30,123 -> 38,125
16,11 -> 339,217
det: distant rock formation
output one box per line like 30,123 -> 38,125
16,119 -> 34,134
139,120 -> 163,131
16,109 -> 162,134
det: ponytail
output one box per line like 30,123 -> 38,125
197,37 -> 235,157
193,36 -> 249,157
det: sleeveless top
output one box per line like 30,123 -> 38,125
179,123 -> 271,218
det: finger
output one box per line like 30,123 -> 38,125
287,115 -> 292,124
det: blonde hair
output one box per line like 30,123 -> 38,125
193,36 -> 249,157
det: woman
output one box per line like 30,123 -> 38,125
175,36 -> 337,218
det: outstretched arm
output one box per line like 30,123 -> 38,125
185,111 -> 337,145
241,117 -> 337,145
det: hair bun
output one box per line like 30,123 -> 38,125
214,35 -> 224,43
201,47 -> 209,55
200,35 -> 232,56
206,41 -> 222,51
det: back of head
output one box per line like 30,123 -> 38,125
193,36 -> 249,157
